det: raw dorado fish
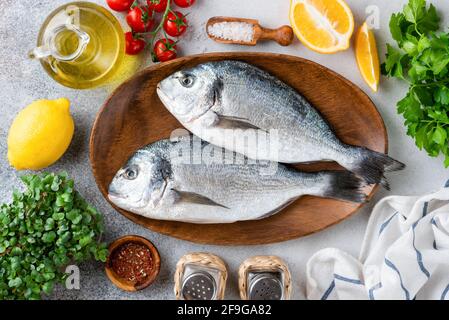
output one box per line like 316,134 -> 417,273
157,60 -> 405,188
108,136 -> 366,224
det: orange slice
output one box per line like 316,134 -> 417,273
355,22 -> 380,92
289,0 -> 354,54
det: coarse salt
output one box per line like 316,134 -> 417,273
208,22 -> 255,43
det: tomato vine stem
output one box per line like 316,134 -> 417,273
144,0 -> 172,60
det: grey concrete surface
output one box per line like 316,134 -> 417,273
0,0 -> 448,300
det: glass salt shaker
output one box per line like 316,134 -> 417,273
174,253 -> 228,300
238,256 -> 292,300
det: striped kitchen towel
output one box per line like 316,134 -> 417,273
306,182 -> 449,300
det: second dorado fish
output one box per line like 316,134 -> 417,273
108,136 -> 366,224
157,60 -> 405,188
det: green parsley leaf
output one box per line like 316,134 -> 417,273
382,44 -> 406,79
433,126 -> 447,145
390,13 -> 406,42
403,0 -> 425,24
418,4 -> 439,33
434,86 -> 449,105
383,0 -> 449,167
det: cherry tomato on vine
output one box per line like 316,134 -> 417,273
147,0 -> 168,13
153,39 -> 177,62
126,6 -> 155,33
106,0 -> 134,11
163,11 -> 187,37
173,0 -> 195,8
125,32 -> 146,55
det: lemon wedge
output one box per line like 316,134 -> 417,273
355,22 -> 380,92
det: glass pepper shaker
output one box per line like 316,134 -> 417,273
238,255 -> 292,300
174,253 -> 228,300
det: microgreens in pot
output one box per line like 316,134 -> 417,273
0,173 -> 108,300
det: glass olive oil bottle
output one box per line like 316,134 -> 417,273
29,2 -> 125,89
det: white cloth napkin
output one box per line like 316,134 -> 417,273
306,181 -> 449,300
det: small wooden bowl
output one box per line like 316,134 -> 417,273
105,235 -> 161,292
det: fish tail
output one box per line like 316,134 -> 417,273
345,147 -> 405,190
321,171 -> 367,203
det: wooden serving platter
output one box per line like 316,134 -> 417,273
90,52 -> 387,245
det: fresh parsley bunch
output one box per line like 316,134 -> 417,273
0,173 -> 109,300
382,0 -> 449,166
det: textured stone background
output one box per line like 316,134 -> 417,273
0,0 -> 448,300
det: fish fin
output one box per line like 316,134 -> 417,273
173,189 -> 229,209
216,115 -> 265,131
321,171 -> 367,203
346,147 -> 406,190
257,198 -> 297,220
199,110 -> 220,127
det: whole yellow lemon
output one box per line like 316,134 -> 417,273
8,98 -> 75,170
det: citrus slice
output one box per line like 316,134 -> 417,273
289,0 -> 354,54
355,22 -> 380,92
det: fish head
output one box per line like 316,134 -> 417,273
157,64 -> 222,123
108,148 -> 172,213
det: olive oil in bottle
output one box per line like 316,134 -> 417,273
29,2 -> 125,89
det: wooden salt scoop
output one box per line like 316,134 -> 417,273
206,16 -> 294,46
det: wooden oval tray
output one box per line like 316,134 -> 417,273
90,52 -> 387,245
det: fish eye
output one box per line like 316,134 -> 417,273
179,74 -> 195,88
123,166 -> 139,180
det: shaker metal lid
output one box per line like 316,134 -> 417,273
182,271 -> 217,300
249,273 -> 283,300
